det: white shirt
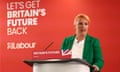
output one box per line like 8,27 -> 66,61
71,38 -> 90,72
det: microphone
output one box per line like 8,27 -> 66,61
44,41 -> 54,50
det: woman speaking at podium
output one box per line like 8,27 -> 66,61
61,13 -> 104,72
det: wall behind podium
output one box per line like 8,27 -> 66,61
0,0 -> 120,72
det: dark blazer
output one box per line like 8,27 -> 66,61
61,34 -> 104,72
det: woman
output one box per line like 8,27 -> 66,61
61,13 -> 104,72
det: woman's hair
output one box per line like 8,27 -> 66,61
74,13 -> 90,24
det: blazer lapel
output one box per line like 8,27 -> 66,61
83,35 -> 91,60
68,35 -> 75,50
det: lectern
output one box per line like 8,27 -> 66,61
24,58 -> 93,72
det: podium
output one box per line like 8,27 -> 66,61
24,58 -> 93,72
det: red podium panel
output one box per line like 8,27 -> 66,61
32,50 -> 71,60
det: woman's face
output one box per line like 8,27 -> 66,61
74,18 -> 89,36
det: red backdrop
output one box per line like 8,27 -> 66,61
0,0 -> 120,72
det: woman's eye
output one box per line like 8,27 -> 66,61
85,23 -> 88,25
78,23 -> 82,25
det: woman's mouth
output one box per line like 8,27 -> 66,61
80,29 -> 86,32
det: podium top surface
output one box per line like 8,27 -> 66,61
23,58 -> 93,68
